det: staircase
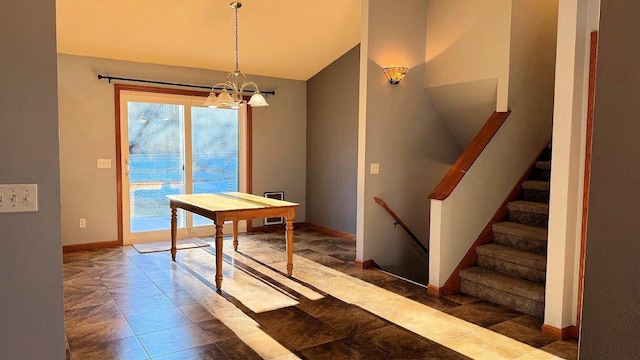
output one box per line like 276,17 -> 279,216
459,151 -> 551,318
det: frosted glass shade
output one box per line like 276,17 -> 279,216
203,93 -> 218,108
248,93 -> 269,107
214,91 -> 234,107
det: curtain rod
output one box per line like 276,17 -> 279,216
96,74 -> 276,96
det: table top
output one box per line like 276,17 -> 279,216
167,192 -> 299,212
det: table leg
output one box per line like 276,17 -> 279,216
215,222 -> 224,291
286,217 -> 294,276
233,220 -> 238,251
170,207 -> 177,261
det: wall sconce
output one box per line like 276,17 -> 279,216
383,66 -> 409,84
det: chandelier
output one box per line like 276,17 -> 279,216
203,2 -> 269,109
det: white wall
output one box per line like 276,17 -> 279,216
425,78 -> 499,148
546,0 -> 600,330
425,0 -> 512,111
429,0 -> 558,287
0,1 -> 65,358
358,0 -> 461,283
57,54 -> 307,245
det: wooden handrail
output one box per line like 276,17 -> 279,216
429,111 -> 511,200
373,197 -> 428,253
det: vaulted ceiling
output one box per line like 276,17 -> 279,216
56,0 -> 361,81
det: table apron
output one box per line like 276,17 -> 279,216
170,202 -> 296,224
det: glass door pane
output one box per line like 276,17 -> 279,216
191,106 -> 239,227
128,101 -> 185,232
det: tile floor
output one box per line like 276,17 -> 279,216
63,228 -> 578,360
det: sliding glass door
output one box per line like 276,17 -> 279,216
119,90 -> 247,244
191,105 -> 239,227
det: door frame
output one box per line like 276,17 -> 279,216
114,84 -> 253,246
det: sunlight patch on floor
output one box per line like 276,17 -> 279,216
213,242 -> 562,360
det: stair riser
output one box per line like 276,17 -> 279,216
461,280 -> 544,318
478,256 -> 546,284
540,148 -> 552,161
534,169 -> 551,181
508,211 -> 548,228
522,189 -> 550,203
493,232 -> 547,254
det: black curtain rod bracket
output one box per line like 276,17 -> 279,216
97,74 -> 275,96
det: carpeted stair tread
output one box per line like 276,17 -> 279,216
460,267 -> 545,303
536,161 -> 551,170
476,244 -> 547,283
460,279 -> 544,318
459,147 -> 551,316
508,200 -> 549,215
493,221 -> 548,253
522,180 -> 550,192
493,222 -> 548,242
477,244 -> 547,271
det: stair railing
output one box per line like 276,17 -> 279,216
429,111 -> 511,200
373,197 -> 428,253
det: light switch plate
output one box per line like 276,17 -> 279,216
370,163 -> 380,175
0,184 -> 38,213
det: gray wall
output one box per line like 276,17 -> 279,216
360,0 -> 461,283
57,54 -> 307,244
580,1 -> 640,358
306,45 -> 360,234
0,1 -> 65,358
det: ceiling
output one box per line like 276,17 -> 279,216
56,0 -> 361,81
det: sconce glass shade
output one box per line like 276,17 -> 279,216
248,92 -> 269,107
383,66 -> 409,84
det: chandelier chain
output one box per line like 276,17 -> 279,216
203,2 -> 269,108
234,5 -> 239,71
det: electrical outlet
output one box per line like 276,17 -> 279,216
79,218 -> 87,228
97,159 -> 112,169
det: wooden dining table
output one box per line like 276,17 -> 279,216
167,192 -> 299,290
